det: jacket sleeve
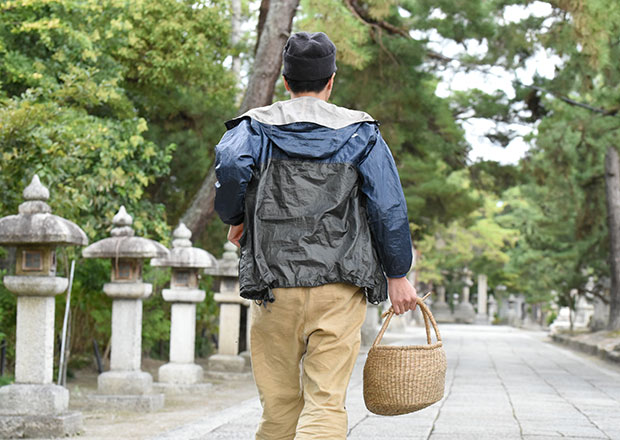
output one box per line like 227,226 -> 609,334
214,119 -> 259,225
357,127 -> 413,278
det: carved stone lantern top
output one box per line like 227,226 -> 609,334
151,223 -> 217,269
82,206 -> 168,260
204,241 -> 239,277
0,175 -> 88,246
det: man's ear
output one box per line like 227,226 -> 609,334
325,73 -> 335,98
283,76 -> 291,92
327,73 -> 335,91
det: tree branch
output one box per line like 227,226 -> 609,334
343,0 -> 409,38
341,0 -> 618,118
528,85 -> 618,116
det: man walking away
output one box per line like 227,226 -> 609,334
214,31 -> 418,440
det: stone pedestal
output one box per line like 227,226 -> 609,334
574,296 -> 594,329
508,293 -> 521,326
13,290 -> 59,384
88,282 -> 164,410
0,276 -> 84,437
204,242 -> 250,379
550,306 -> 571,334
0,281 -> 69,430
455,285 -> 475,324
475,274 -> 490,325
361,303 -> 380,346
488,294 -> 498,324
150,222 -> 217,392
208,285 -> 250,376
431,285 -> 454,323
216,290 -> 244,356
0,384 -> 82,438
158,289 -> 205,385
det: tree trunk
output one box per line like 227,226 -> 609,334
238,0 -> 299,114
605,145 -> 620,330
180,0 -> 299,239
255,0 -> 270,56
180,167 -> 218,239
231,0 -> 242,82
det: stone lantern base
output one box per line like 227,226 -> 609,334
431,302 -> 454,323
86,394 -> 164,412
361,304 -> 380,347
0,384 -> 83,438
158,362 -> 203,384
475,313 -> 490,325
455,302 -> 476,323
86,371 -> 164,412
206,354 -> 252,380
154,364 -> 212,395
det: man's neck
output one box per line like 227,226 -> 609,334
290,91 -> 329,102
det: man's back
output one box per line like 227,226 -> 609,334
215,97 -> 412,303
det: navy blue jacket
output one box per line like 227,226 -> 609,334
214,97 -> 412,303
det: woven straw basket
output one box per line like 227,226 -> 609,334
363,297 -> 447,416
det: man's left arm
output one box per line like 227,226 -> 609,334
358,127 -> 417,314
214,120 -> 259,227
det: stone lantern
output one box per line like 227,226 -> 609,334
455,268 -> 475,324
0,175 -> 87,438
150,223 -> 217,388
475,274 -> 490,324
82,206 -> 168,411
204,241 -> 251,377
431,285 -> 454,323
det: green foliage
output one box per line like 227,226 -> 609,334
0,0 -> 235,370
0,268 -> 17,373
142,266 -> 171,358
0,0 -> 174,239
417,190 -> 518,288
117,0 -> 237,225
299,0 -> 375,69
496,0 -> 620,309
195,275 -> 220,357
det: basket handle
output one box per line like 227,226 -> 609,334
371,294 -> 442,348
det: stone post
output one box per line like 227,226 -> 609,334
361,303 -> 381,346
550,307 -> 571,334
431,285 -> 454,323
488,294 -> 498,324
574,296 -> 594,330
455,269 -> 475,323
475,274 -> 490,324
0,175 -> 87,438
204,242 -> 250,378
151,223 -> 217,392
82,207 -> 168,411
507,293 -> 518,326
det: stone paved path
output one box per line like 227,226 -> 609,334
152,325 -> 620,440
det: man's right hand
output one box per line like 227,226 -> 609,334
387,276 -> 418,315
228,223 -> 244,248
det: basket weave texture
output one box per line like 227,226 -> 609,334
363,298 -> 447,416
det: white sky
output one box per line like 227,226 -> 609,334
416,2 -> 562,164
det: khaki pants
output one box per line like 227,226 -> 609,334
250,283 -> 367,440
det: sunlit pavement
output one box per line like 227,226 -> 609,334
152,324 -> 620,440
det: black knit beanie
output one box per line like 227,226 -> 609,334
282,32 -> 337,81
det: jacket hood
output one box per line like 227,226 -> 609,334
225,97 -> 377,160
